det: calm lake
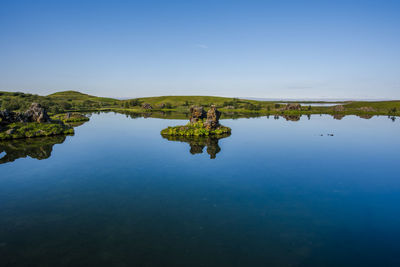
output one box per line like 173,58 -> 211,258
1,113 -> 399,267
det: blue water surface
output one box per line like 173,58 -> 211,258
1,113 -> 399,267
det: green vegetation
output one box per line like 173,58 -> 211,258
0,91 -> 118,114
51,113 -> 90,123
161,121 -> 231,136
0,122 -> 74,140
1,90 -> 399,117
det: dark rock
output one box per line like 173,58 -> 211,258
284,103 -> 301,110
23,103 -> 51,123
141,103 -> 153,110
189,106 -> 206,123
283,115 -> 301,121
0,103 -> 52,126
204,105 -> 221,130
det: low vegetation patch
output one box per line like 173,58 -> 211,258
0,122 -> 74,140
51,113 -> 89,123
161,121 -> 231,136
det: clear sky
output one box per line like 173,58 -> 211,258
0,0 -> 399,99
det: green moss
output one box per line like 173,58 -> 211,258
51,113 -> 90,123
0,122 -> 74,140
161,121 -> 231,136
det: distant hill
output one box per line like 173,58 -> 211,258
0,90 -> 399,116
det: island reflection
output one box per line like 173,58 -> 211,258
0,135 -> 69,164
162,133 -> 230,159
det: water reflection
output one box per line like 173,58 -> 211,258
283,115 -> 301,121
161,134 -> 230,159
0,135 -> 69,164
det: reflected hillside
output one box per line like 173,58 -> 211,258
162,134 -> 231,159
0,135 -> 69,164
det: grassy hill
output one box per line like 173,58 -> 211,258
135,95 -> 267,107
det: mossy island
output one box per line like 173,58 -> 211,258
161,105 -> 231,136
51,112 -> 90,123
0,103 -> 75,140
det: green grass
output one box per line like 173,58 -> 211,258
51,113 -> 90,123
161,121 -> 231,136
1,90 -> 399,117
0,122 -> 74,140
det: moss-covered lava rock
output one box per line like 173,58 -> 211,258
161,120 -> 231,136
0,122 -> 74,140
51,112 -> 90,123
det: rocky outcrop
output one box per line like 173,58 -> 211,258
333,105 -> 345,112
0,109 -> 26,124
141,103 -> 153,110
204,105 -> 221,130
23,103 -> 51,123
189,106 -> 206,123
0,103 -> 51,125
162,105 -> 230,136
284,103 -> 301,110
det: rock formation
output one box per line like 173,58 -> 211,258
204,105 -> 221,130
189,106 -> 206,123
23,103 -> 51,123
141,103 -> 153,110
284,103 -> 301,110
0,103 -> 51,125
333,105 -> 345,112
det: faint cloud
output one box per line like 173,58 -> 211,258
195,44 -> 208,49
286,86 -> 313,90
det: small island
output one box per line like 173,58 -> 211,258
161,105 -> 231,136
0,103 -> 74,140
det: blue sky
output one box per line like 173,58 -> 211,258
0,0 -> 399,99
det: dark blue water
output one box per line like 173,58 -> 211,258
1,113 -> 399,267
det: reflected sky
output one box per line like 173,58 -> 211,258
0,113 -> 399,266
